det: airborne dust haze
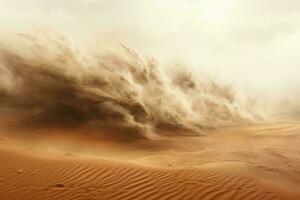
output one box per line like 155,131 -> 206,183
0,32 -> 265,139
0,0 -> 299,139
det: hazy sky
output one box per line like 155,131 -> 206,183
0,0 -> 299,97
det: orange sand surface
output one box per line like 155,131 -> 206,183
0,119 -> 300,200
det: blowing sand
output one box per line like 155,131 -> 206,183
0,119 -> 300,200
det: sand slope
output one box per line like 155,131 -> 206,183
0,146 -> 297,200
0,120 -> 300,199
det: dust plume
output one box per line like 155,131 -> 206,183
0,32 -> 264,139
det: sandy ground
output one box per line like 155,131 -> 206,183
0,118 -> 300,199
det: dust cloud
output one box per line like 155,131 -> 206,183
0,32 -> 265,139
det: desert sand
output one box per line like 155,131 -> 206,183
0,117 -> 300,200
1,0 -> 300,198
1,31 -> 299,200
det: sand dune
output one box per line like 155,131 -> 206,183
0,146 -> 294,200
0,121 -> 300,200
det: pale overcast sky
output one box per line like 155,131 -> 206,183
0,0 -> 299,97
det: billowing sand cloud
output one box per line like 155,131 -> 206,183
0,32 -> 264,139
